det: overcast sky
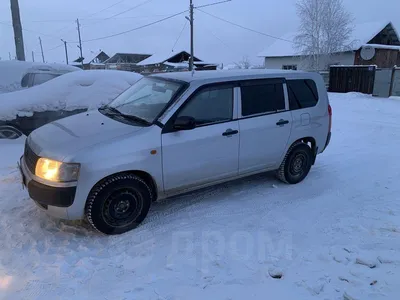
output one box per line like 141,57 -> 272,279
0,0 -> 399,65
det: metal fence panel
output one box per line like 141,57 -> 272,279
391,68 -> 400,97
373,69 -> 393,98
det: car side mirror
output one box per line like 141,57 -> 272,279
173,116 -> 196,130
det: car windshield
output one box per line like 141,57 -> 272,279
106,77 -> 184,123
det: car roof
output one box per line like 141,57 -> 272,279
150,69 -> 318,84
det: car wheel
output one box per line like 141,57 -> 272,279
0,125 -> 23,139
276,142 -> 313,184
85,173 -> 152,235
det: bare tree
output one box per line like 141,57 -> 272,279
235,56 -> 251,69
294,0 -> 354,71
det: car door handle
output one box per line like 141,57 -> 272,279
222,129 -> 239,136
276,119 -> 289,126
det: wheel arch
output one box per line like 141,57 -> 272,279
88,170 -> 159,202
287,137 -> 317,165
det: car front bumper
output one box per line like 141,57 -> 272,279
19,156 -> 76,220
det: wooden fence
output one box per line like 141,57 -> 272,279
329,65 -> 376,94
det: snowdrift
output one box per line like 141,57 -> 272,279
0,70 -> 143,121
0,60 -> 80,94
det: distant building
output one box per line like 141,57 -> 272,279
72,50 -> 110,70
136,50 -> 218,74
104,53 -> 152,72
259,21 -> 400,71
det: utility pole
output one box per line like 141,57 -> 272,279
10,0 -> 25,61
76,19 -> 83,66
31,51 -> 34,62
188,0 -> 194,71
61,39 -> 69,64
186,0 -> 231,71
38,37 -> 45,62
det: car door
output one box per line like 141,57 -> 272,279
238,78 -> 292,174
161,84 -> 239,193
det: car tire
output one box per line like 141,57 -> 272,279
276,142 -> 313,184
85,173 -> 152,235
0,125 -> 23,139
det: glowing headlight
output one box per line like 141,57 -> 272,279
35,158 -> 80,182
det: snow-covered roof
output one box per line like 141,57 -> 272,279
73,50 -> 109,65
0,70 -> 142,121
163,61 -> 190,68
259,21 -> 399,58
361,44 -> 400,51
137,50 -> 200,66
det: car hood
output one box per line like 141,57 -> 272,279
28,109 -> 144,161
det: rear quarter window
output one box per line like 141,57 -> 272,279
241,81 -> 285,116
287,79 -> 319,110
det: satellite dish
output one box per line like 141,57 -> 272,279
361,46 -> 376,61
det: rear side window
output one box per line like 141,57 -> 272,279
241,81 -> 285,116
32,73 -> 58,86
21,74 -> 30,87
287,79 -> 319,110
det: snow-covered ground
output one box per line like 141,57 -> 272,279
0,92 -> 399,299
0,70 -> 142,121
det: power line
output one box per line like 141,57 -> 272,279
200,21 -> 248,58
195,0 -> 232,9
82,10 -> 188,43
84,0 -> 127,19
196,8 -> 295,45
103,0 -> 156,20
76,0 -> 158,30
0,20 -> 77,43
30,1 -> 128,43
7,15 -> 171,23
46,43 -> 64,52
172,20 -> 188,52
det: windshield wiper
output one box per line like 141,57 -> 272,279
99,106 -> 150,126
99,106 -> 120,115
119,114 -> 150,126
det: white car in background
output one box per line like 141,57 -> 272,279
0,70 -> 142,139
0,60 -> 80,94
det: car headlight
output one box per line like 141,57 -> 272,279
35,158 -> 80,182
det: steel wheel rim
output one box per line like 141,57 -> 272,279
289,152 -> 308,178
103,188 -> 143,227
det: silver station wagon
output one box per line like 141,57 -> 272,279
19,69 -> 332,235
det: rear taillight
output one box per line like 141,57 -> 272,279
328,104 -> 332,132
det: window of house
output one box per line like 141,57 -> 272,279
241,81 -> 285,116
287,79 -> 319,110
178,87 -> 233,126
282,65 -> 298,70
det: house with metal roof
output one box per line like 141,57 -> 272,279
259,21 -> 400,71
136,50 -> 218,74
104,53 -> 152,72
72,50 -> 110,70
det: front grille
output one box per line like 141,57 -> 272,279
24,141 -> 40,174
